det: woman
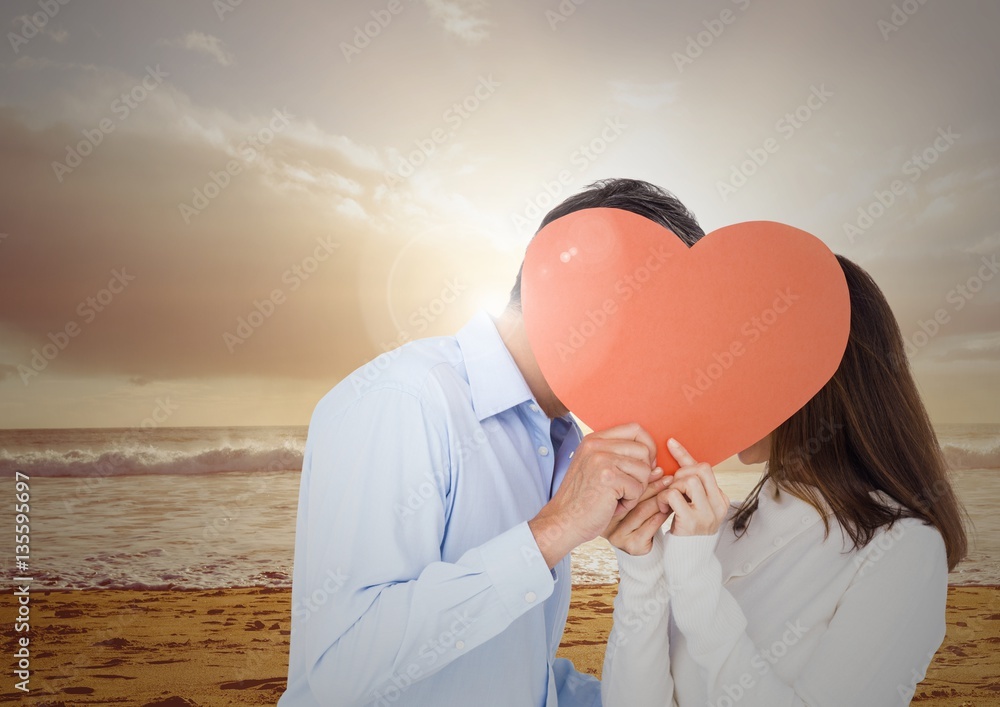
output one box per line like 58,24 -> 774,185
601,255 -> 967,707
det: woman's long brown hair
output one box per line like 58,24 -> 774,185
732,255 -> 968,570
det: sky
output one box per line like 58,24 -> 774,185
0,0 -> 997,428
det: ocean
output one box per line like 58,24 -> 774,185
2,423 -> 998,589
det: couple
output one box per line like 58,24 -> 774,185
278,179 -> 966,706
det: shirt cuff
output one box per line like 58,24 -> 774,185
479,521 -> 556,621
614,530 -> 667,588
662,531 -> 721,591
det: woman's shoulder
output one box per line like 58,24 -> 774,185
719,481 -> 948,582
851,516 -> 948,583
863,489 -> 948,558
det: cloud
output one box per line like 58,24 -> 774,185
424,0 -> 490,44
965,232 -> 1000,256
8,55 -> 101,73
934,335 -> 1000,363
159,31 -> 236,67
0,64 -> 508,388
10,14 -> 68,44
612,80 -> 678,110
335,198 -> 368,221
0,105 -> 378,383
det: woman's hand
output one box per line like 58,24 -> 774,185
604,492 -> 672,555
657,438 -> 730,537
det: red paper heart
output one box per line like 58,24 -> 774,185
521,208 -> 851,471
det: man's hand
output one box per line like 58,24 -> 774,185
602,467 -> 673,541
528,423 -> 659,568
605,437 -> 733,553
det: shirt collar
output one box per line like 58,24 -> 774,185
717,477 -> 829,582
456,310 -> 535,422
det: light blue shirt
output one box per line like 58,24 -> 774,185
279,311 -> 602,707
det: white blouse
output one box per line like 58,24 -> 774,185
601,479 -> 949,707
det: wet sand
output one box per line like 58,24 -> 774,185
1,585 -> 997,705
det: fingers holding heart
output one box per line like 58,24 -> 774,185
658,439 -> 730,536
667,437 -> 697,467
605,496 -> 669,556
672,464 -> 730,519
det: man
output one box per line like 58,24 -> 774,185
279,178 -> 705,706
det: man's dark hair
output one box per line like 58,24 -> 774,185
507,178 -> 704,310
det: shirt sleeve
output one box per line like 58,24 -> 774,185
297,386 -> 555,706
601,530 -> 677,707
660,520 -> 948,707
554,657 -> 602,707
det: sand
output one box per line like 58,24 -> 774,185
1,585 -> 997,705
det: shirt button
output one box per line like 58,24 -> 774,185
525,591 -> 537,603
742,562 -> 753,573
538,446 -> 549,456
529,403 -> 539,413
455,641 -> 465,650
774,537 -> 784,547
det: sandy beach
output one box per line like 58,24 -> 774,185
1,585 -> 997,705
